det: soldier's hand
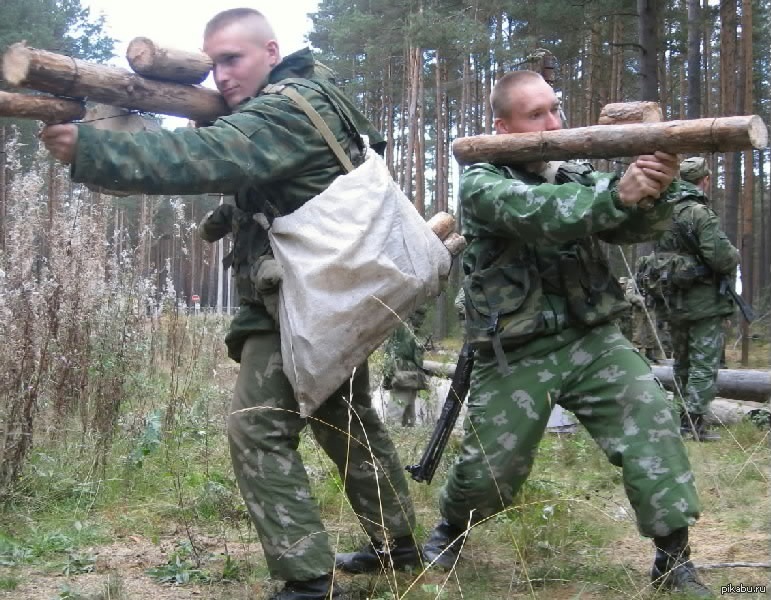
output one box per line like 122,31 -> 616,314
616,152 -> 678,206
39,123 -> 79,164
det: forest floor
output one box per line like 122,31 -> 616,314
1,343 -> 769,600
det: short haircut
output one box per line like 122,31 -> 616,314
204,8 -> 275,42
490,70 -> 546,119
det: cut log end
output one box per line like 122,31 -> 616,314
443,232 -> 467,256
427,211 -> 456,241
749,115 -> 769,149
126,37 -> 156,71
2,42 -> 32,86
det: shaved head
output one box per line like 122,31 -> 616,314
204,8 -> 276,45
490,70 -> 546,120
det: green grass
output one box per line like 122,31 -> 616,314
1,330 -> 768,600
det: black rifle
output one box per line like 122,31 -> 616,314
675,222 -> 755,323
405,343 -> 475,484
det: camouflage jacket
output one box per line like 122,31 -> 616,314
459,160 -> 677,358
382,323 -> 427,390
653,183 -> 740,322
70,48 -> 385,361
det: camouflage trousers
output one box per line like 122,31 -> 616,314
440,323 -> 700,538
670,315 -> 725,415
386,388 -> 417,427
229,333 -> 416,581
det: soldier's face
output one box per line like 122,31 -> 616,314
204,22 -> 280,109
494,79 -> 562,135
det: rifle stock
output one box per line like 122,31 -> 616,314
405,343 -> 475,484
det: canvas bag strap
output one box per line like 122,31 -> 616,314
263,82 -> 355,173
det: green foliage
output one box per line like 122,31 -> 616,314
126,410 -> 163,468
145,540 -> 211,585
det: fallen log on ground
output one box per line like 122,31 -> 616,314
426,360 -> 771,404
651,365 -> 771,403
452,115 -> 768,165
2,43 -> 227,123
704,399 -> 770,427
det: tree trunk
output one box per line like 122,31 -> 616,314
686,0 -> 702,119
720,0 -> 740,242
740,0 -> 754,365
638,0 -> 660,101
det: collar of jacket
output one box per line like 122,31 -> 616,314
233,48 -> 328,111
677,180 -> 709,205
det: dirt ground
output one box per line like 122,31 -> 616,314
3,513 -> 769,600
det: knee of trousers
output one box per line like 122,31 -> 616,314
441,472 -> 516,524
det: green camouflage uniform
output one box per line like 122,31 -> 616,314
653,183 -> 739,416
69,49 -> 416,582
382,317 -> 427,427
447,161 -> 700,538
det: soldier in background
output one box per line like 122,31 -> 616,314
382,308 -> 428,427
654,157 -> 740,442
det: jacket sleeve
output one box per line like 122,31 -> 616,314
71,93 -> 339,195
595,180 -> 678,245
690,205 -> 741,275
460,163 -> 631,243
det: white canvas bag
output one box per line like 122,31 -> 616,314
265,84 -> 452,416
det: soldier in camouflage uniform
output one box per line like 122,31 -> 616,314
654,157 -> 740,442
422,71 -> 712,598
382,309 -> 428,427
41,9 -> 420,599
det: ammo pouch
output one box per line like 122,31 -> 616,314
558,240 -> 626,326
464,263 -> 547,365
389,369 -> 428,391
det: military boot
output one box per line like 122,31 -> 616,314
682,413 -> 721,442
650,528 -> 713,598
422,520 -> 468,570
269,573 -> 341,600
334,535 -> 421,574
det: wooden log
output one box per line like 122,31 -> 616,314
126,37 -> 212,85
2,43 -> 228,123
452,115 -> 769,165
598,101 -> 663,125
443,232 -> 467,256
427,359 -> 771,404
652,365 -> 771,403
0,90 -> 85,122
704,399 -> 770,426
426,212 -> 456,241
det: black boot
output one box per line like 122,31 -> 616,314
335,535 -> 421,574
682,413 -> 721,442
651,528 -> 713,598
422,520 -> 468,570
269,573 -> 341,600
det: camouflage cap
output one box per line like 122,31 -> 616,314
679,157 -> 711,183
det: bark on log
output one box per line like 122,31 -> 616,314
0,90 -> 85,122
126,37 -> 212,85
651,365 -> 771,403
704,399 -> 770,426
452,116 -> 769,165
598,101 -> 664,124
426,212 -> 456,241
2,43 -> 228,123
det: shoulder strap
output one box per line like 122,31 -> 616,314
263,82 -> 355,173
